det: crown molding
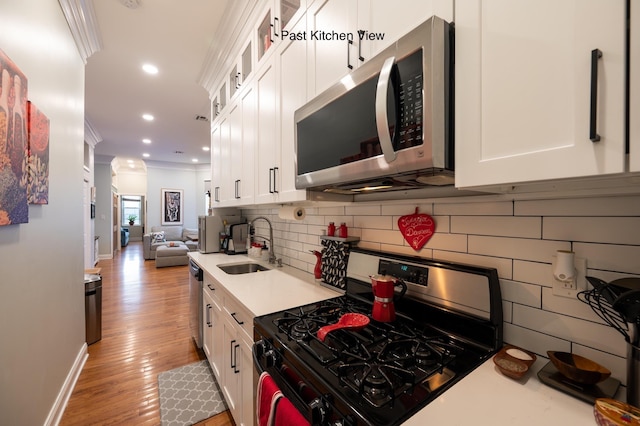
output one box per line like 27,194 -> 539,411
197,0 -> 257,97
58,0 -> 102,64
84,116 -> 102,147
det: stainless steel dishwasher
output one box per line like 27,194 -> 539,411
189,259 -> 203,348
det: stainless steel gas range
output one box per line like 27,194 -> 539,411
253,248 -> 503,425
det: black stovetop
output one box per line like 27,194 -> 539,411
253,249 -> 503,426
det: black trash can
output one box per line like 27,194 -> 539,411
84,274 -> 102,345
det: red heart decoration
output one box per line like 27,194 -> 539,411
398,208 -> 435,251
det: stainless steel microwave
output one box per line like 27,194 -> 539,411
295,16 -> 453,194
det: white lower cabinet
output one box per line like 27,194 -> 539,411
202,275 -> 255,426
221,314 -> 254,426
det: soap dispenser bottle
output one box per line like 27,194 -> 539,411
310,250 -> 323,280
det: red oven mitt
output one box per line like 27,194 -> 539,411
257,372 -> 283,426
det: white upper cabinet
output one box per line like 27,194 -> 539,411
307,0 -> 453,98
276,10 -> 307,203
455,0 -> 627,189
631,1 -> 640,173
257,0 -> 306,64
365,0 -> 454,58
306,0 -> 359,96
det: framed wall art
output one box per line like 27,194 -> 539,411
161,188 -> 183,225
26,101 -> 50,204
0,48 -> 29,225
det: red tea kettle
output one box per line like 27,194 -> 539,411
370,274 -> 407,322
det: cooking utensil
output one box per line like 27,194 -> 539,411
370,274 -> 407,322
317,313 -> 370,342
581,276 -> 640,409
580,277 -> 639,345
547,351 -> 611,385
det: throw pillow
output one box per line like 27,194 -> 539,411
151,231 -> 165,244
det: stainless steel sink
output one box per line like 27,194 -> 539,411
217,262 -> 271,275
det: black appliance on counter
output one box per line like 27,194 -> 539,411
253,248 -> 503,425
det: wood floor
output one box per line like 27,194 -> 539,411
60,242 -> 234,426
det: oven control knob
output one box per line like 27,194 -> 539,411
310,397 -> 330,424
264,349 -> 279,367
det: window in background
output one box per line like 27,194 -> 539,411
122,195 -> 142,226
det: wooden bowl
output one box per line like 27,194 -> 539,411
548,351 -> 611,385
493,345 -> 537,379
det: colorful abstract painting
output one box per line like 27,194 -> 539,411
0,48 -> 29,225
25,101 -> 49,204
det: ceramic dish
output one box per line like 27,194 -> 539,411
493,345 -> 537,379
594,398 -> 640,426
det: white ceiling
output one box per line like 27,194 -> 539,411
87,0 -> 230,166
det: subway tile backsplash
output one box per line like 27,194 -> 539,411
242,194 -> 640,386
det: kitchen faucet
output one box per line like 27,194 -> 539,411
249,216 -> 279,265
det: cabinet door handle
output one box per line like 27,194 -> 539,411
207,283 -> 215,291
269,168 -> 274,193
233,344 -> 240,373
590,48 -> 602,142
214,187 -> 220,202
357,31 -> 365,62
230,339 -> 236,369
273,17 -> 280,38
273,167 -> 279,193
231,312 -> 244,325
347,40 -> 354,70
235,179 -> 240,199
237,72 -> 242,88
206,303 -> 212,327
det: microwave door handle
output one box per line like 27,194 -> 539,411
375,56 -> 397,163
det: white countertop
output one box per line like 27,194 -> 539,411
404,358 -> 595,425
188,252 -> 340,316
189,251 -> 597,425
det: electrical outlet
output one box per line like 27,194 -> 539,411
552,257 -> 587,298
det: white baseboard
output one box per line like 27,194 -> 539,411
45,343 -> 88,426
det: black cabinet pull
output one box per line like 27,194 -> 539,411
231,312 -> 244,325
236,72 -> 241,89
347,40 -> 354,69
273,17 -> 279,38
590,48 -> 602,142
207,283 -> 215,291
230,339 -> 236,369
358,31 -> 365,62
269,168 -> 274,193
233,344 -> 240,373
206,303 -> 212,327
273,167 -> 279,193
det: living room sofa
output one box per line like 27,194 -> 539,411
142,225 -> 198,260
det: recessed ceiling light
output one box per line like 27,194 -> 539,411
202,146 -> 210,151
192,158 -> 199,162
142,64 -> 158,75
142,138 -> 151,144
142,153 -> 150,158
142,113 -> 154,121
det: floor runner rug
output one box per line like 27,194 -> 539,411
158,360 -> 228,426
